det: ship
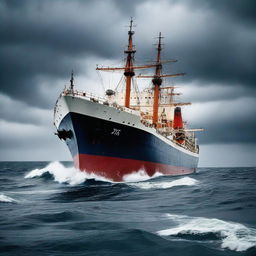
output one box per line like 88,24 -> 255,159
54,19 -> 203,181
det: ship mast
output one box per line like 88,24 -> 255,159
70,70 -> 74,92
152,33 -> 163,126
97,20 -> 182,109
136,33 -> 186,125
124,18 -> 136,108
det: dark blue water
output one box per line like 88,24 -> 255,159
0,162 -> 256,256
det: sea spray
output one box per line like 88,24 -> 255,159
25,162 -> 109,185
25,162 -> 166,185
157,214 -> 256,252
0,194 -> 18,203
123,170 -> 162,182
130,176 -> 198,189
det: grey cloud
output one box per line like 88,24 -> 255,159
180,83 -> 256,103
0,94 -> 52,125
0,119 -> 56,149
0,119 -> 70,160
134,4 -> 256,91
0,44 -> 81,107
186,0 -> 256,25
199,143 -> 256,167
1,0 -> 256,108
184,97 -> 256,144
0,0 -> 126,107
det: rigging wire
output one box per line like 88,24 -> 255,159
132,77 -> 141,106
96,69 -> 106,94
114,75 -> 125,93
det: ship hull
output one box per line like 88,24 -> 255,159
55,96 -> 199,181
74,154 -> 195,181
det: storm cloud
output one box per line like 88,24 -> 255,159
0,0 -> 255,165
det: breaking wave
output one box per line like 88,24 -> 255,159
123,170 -> 162,182
130,176 -> 198,190
24,162 -> 162,185
25,162 -> 110,185
0,194 -> 18,203
157,214 -> 256,252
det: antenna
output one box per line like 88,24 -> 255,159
129,17 -> 135,35
70,70 -> 74,91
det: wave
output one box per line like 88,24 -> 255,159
25,162 -> 112,185
130,177 -> 198,190
9,190 -> 61,195
157,214 -> 256,252
0,194 -> 18,203
123,170 -> 162,182
25,162 -> 167,185
27,210 -> 84,223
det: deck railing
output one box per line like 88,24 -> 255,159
62,89 -> 140,116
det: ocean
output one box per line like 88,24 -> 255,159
0,162 -> 255,256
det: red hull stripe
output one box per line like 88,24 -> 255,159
74,154 -> 195,182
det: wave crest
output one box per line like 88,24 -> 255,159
25,162 -> 110,185
0,194 -> 18,203
25,162 -> 169,185
130,177 -> 198,189
123,170 -> 162,182
157,214 -> 256,252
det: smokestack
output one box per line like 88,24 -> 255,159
173,107 -> 185,144
173,107 -> 183,129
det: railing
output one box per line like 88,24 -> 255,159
154,126 -> 198,153
61,89 -> 140,116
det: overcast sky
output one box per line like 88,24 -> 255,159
0,0 -> 255,167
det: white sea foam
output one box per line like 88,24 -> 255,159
157,214 -> 256,252
25,162 -> 110,185
123,170 -> 163,182
25,162 -> 199,186
130,177 -> 198,189
0,194 -> 18,203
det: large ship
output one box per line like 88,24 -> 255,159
54,20 -> 202,181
